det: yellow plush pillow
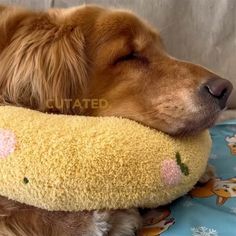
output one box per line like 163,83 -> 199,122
0,106 -> 211,211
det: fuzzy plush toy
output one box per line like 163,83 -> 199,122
0,106 -> 211,211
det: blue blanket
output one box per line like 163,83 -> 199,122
140,120 -> 236,236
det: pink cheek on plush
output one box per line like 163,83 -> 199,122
161,159 -> 182,186
0,129 -> 16,159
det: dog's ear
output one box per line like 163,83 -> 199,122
0,5 -> 30,52
0,14 -> 88,114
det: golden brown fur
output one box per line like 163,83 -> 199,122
0,4 -> 232,236
0,4 -> 225,134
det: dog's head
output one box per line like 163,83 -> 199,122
0,5 -> 233,136
84,6 -> 233,135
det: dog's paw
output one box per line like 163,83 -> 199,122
199,164 -> 216,183
89,209 -> 142,236
92,211 -> 111,236
109,209 -> 142,236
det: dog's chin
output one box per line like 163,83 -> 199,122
162,112 -> 221,137
127,109 -> 220,137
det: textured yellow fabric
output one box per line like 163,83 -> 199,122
0,106 -> 211,211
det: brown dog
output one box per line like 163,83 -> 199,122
0,4 -> 233,236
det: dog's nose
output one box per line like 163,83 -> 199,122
203,77 -> 233,109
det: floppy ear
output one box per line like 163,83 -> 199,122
0,13 -> 88,114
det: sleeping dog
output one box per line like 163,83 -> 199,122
0,4 -> 233,236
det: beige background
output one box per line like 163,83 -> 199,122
0,0 -> 235,108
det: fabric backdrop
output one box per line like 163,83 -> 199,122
0,0 -> 235,108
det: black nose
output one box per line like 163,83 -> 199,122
203,77 -> 233,109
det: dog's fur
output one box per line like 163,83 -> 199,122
0,4 -> 227,236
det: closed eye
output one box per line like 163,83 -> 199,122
114,52 -> 148,64
119,52 -> 139,61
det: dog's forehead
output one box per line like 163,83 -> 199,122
93,9 -> 161,48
